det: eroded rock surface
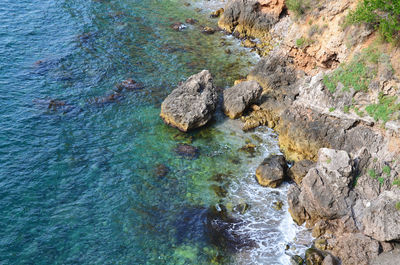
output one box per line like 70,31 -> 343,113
255,154 -> 287,187
160,70 -> 218,132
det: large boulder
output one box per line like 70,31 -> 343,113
299,149 -> 355,221
223,80 -> 262,119
160,70 -> 218,132
362,190 -> 400,241
287,184 -> 309,225
255,155 -> 287,188
289,159 -> 314,185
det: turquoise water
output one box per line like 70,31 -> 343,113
0,0 -> 266,264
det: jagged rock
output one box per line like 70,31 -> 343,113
289,159 -> 314,185
330,233 -> 380,265
299,149 -> 355,221
362,190 -> 400,241
290,255 -> 304,265
305,248 -> 325,265
370,248 -> 400,265
255,155 -> 287,188
160,70 -> 218,132
223,80 -> 262,119
288,184 -> 309,225
210,8 -> 224,18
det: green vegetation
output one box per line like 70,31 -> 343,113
286,0 -> 311,17
353,175 -> 360,187
329,107 -> 336,112
343,105 -> 350,113
365,93 -> 400,123
383,165 -> 391,176
326,158 -> 332,164
368,169 -> 377,178
296,37 -> 314,48
393,178 -> 400,186
322,51 -> 378,93
346,0 -> 400,44
354,107 -> 366,117
396,201 -> 400,211
378,177 -> 385,185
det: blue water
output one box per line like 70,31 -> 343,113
0,0 -> 267,264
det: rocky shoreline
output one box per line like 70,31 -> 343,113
162,0 -> 400,264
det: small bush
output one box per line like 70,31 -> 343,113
383,165 -> 391,176
393,178 -> 400,186
286,0 -> 311,17
378,177 -> 385,185
329,107 -> 336,112
396,201 -> 400,211
365,93 -> 400,123
346,0 -> 400,44
368,169 -> 377,178
343,105 -> 350,113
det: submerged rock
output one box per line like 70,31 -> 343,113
174,144 -> 199,159
290,255 -> 304,265
223,80 -> 262,119
154,164 -> 169,178
255,155 -> 287,188
171,22 -> 186,31
185,18 -> 197,24
202,26 -> 216,34
160,70 -> 218,132
115,78 -> 144,92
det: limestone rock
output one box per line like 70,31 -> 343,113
362,190 -> 400,241
223,80 -> 262,119
299,149 -> 355,221
331,233 -> 380,265
288,184 -> 309,225
289,159 -> 314,185
160,70 -> 218,132
255,155 -> 287,188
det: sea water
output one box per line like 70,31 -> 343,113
0,0 -> 310,264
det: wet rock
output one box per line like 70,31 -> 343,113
233,203 -> 250,214
289,159 -> 315,185
48,99 -> 66,111
185,18 -> 197,24
223,81 -> 262,119
170,22 -> 186,31
154,164 -> 169,178
210,184 -> 228,197
273,200 -> 283,210
206,204 -> 255,251
174,144 -> 199,159
115,78 -> 144,91
183,2 -> 190,6
305,248 -> 325,265
255,155 -> 287,188
194,8 -> 202,12
210,8 -> 224,18
362,190 -> 400,241
238,143 -> 257,157
314,238 -> 328,251
290,255 -> 304,265
202,26 -> 216,34
160,70 -> 218,132
299,149 -> 355,221
288,184 -> 309,225
242,39 -> 257,48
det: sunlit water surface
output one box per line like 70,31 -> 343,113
0,0 -> 310,264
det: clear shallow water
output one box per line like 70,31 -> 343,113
0,0 -> 310,264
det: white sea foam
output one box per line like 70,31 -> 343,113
215,119 -> 312,265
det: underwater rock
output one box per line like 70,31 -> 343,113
171,22 -> 186,31
255,155 -> 287,188
223,80 -> 262,119
154,164 -> 169,178
174,143 -> 199,159
160,70 -> 218,132
210,8 -> 224,18
185,18 -> 197,24
202,26 -> 216,34
87,92 -> 123,105
238,143 -> 257,156
233,203 -> 250,214
48,99 -> 67,111
115,78 -> 144,92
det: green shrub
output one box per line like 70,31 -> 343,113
396,201 -> 400,211
329,107 -> 336,112
286,0 -> 310,17
365,93 -> 400,123
343,105 -> 350,113
368,169 -> 377,178
383,165 -> 391,176
393,178 -> 400,186
378,177 -> 385,185
346,0 -> 400,44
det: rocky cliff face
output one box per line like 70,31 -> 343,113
217,0 -> 400,264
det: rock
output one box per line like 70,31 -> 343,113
223,81 -> 262,119
171,22 -> 186,31
160,70 -> 218,132
202,26 -> 216,34
314,238 -> 328,251
255,155 -> 287,188
288,184 -> 309,225
299,149 -> 355,221
273,200 -> 283,210
331,233 -> 380,265
362,190 -> 400,241
233,203 -> 250,214
174,144 -> 199,159
305,248 -> 325,265
290,255 -> 304,265
238,143 -> 257,156
48,99 -> 66,111
242,39 -> 257,48
116,78 -> 144,91
322,255 -> 339,265
185,18 -> 197,24
289,159 -> 314,185
154,164 -> 169,178
210,8 -> 224,18
370,248 -> 400,265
